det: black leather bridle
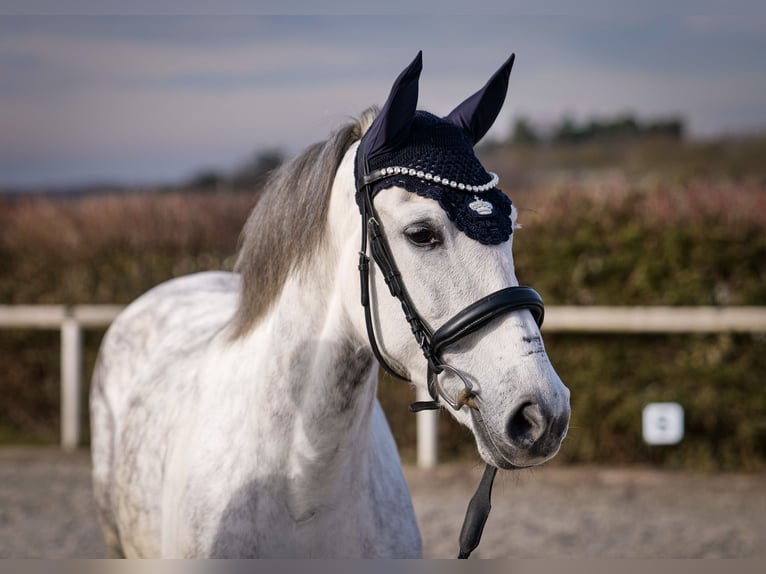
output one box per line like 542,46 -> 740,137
356,150 -> 546,558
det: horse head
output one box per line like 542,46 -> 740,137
343,52 -> 570,469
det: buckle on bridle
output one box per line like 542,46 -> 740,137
432,363 -> 477,411
410,362 -> 477,412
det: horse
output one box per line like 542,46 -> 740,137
90,51 -> 570,558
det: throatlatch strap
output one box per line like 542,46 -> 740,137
457,464 -> 497,559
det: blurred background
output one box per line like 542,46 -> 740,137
1,7 -> 765,473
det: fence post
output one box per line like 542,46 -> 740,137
416,386 -> 438,468
61,314 -> 82,451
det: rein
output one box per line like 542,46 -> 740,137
356,152 -> 545,558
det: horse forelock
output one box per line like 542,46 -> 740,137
231,107 -> 380,337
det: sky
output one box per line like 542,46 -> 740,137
2,4 -> 766,188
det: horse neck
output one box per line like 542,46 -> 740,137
235,249 -> 378,492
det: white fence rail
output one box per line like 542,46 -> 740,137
1,305 -> 766,461
0,305 -> 123,451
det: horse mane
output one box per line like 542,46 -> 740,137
231,107 -> 379,337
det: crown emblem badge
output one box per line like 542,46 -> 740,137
468,196 -> 494,216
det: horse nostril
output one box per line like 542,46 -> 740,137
506,401 -> 546,446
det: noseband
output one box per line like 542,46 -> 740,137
356,152 -> 545,559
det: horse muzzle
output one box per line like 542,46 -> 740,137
471,385 -> 571,469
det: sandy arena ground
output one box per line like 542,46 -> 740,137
0,448 -> 764,558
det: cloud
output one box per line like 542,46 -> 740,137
0,29 -> 360,92
1,14 -> 765,185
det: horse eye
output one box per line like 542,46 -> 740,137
404,225 -> 441,247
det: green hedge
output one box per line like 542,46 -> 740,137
1,179 -> 764,470
379,333 -> 766,472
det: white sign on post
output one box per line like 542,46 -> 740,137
642,402 -> 684,445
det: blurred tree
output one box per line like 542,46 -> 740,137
232,149 -> 285,189
510,117 -> 540,146
646,118 -> 685,139
606,114 -> 641,139
553,115 -> 580,144
550,114 -> 685,145
186,169 -> 226,191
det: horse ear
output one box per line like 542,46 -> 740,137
445,53 -> 515,145
361,51 -> 422,160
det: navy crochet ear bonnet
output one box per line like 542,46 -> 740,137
356,52 -> 516,246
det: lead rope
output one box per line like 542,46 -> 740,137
457,464 -> 497,558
